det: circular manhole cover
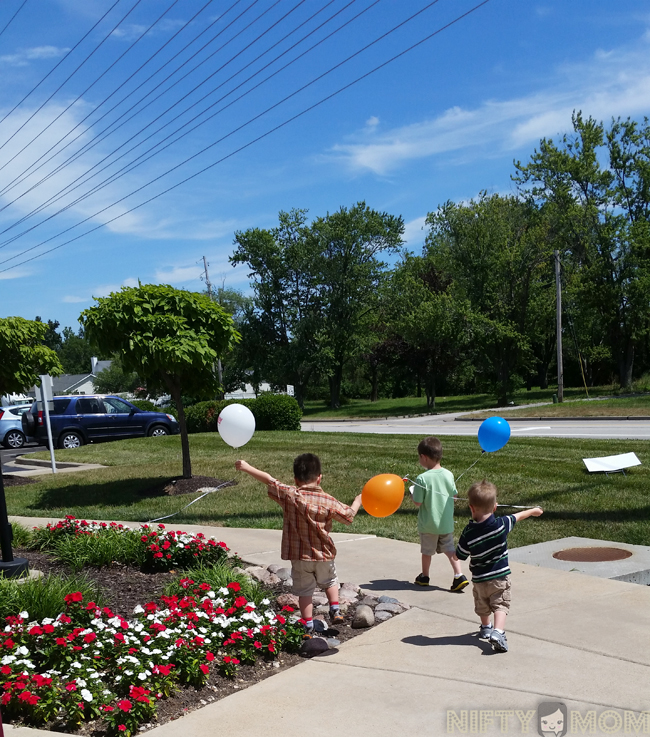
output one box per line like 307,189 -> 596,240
552,547 -> 632,562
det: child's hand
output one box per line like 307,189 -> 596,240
530,507 -> 543,516
235,460 -> 249,472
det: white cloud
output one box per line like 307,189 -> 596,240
0,46 -> 69,67
0,266 -> 31,279
403,216 -> 427,247
365,116 -> 379,128
62,277 -> 139,304
327,34 -> 650,175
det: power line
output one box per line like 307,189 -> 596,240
0,0 -> 177,174
0,0 -> 492,273
0,0 -> 351,237
0,0 -> 28,42
0,0 -> 247,199
0,0 -> 122,129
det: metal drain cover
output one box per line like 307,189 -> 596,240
552,547 -> 633,562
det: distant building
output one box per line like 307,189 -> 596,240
27,357 -> 113,397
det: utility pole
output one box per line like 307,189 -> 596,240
202,257 -> 223,398
555,250 -> 563,402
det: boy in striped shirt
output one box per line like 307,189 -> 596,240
456,479 -> 543,653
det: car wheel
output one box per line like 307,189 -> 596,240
3,430 -> 25,449
22,412 -> 36,436
148,425 -> 169,437
59,431 -> 84,449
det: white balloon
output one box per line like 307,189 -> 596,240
217,404 -> 256,448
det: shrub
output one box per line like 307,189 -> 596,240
253,393 -> 302,431
130,399 -> 158,412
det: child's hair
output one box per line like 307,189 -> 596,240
293,453 -> 321,483
417,436 -> 442,462
467,479 -> 497,513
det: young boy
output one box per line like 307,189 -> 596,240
456,479 -> 543,653
411,436 -> 469,592
235,454 -> 362,636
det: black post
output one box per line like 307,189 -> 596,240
0,465 -> 28,578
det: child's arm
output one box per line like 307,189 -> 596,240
235,460 -> 275,486
513,507 -> 543,522
351,493 -> 363,514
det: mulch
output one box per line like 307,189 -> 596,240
9,547 -> 369,735
2,476 -> 36,487
139,476 -> 237,497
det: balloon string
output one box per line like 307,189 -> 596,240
147,480 -> 235,523
403,477 -> 536,509
455,451 -> 486,484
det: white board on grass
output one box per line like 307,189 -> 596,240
583,452 -> 641,473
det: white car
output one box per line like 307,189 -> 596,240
0,404 -> 32,449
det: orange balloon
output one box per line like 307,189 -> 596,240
362,474 -> 405,518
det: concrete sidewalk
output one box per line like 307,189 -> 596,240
7,516 -> 650,736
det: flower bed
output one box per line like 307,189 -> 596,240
1,518 -> 304,735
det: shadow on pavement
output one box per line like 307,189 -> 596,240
402,633 -> 492,654
361,577 -> 449,594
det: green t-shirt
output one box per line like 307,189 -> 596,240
413,467 -> 457,535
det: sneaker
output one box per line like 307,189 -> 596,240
330,610 -> 344,625
450,574 -> 469,592
478,623 -> 493,640
414,573 -> 430,586
489,630 -> 508,653
302,630 -> 313,640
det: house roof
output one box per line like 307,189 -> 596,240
51,374 -> 90,394
94,361 -> 112,374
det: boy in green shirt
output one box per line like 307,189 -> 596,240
411,436 -> 468,592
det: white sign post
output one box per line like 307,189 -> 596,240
39,375 -> 56,474
286,385 -> 294,397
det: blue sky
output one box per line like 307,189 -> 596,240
1,0 -> 649,331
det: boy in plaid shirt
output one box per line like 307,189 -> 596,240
235,453 -> 362,635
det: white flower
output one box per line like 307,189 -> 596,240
138,673 -> 147,681
71,661 -> 82,668
19,611 -> 28,619
77,678 -> 87,687
103,690 -> 112,695
261,599 -> 270,606
124,670 -> 133,676
17,646 -> 29,656
133,605 -> 144,615
81,689 -> 93,702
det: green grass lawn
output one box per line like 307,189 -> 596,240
9,431 -> 650,550
302,386 -> 603,419
470,394 -> 650,418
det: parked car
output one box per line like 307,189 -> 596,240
22,395 -> 179,449
0,404 -> 32,449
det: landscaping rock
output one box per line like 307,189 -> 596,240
326,638 -> 341,648
284,577 -> 293,589
246,567 -> 281,586
312,592 -> 328,605
340,582 -> 360,593
232,566 -> 251,578
267,564 -> 280,574
361,595 -> 379,607
276,593 -> 299,608
377,595 -> 400,604
300,637 -> 329,658
375,602 -> 403,615
352,604 -> 375,629
375,611 -> 393,623
275,567 -> 292,582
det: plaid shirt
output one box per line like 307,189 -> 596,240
267,480 -> 356,561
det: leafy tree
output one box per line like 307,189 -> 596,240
231,209 -> 323,409
93,355 -> 141,394
514,112 -> 650,390
425,193 -> 550,405
0,317 -> 63,397
35,317 -> 63,352
308,202 -> 404,408
80,284 -> 239,479
57,326 -> 98,374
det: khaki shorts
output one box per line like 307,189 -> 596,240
472,575 -> 511,616
291,560 -> 338,597
419,532 -> 455,556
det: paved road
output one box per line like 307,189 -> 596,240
302,415 -> 650,440
0,443 -> 42,475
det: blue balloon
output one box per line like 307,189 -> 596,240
478,416 -> 511,453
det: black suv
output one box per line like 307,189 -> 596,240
22,395 -> 179,449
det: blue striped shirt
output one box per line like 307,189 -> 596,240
455,514 -> 516,582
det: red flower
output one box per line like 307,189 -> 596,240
56,638 -> 67,647
117,699 -> 132,712
84,633 -> 97,644
0,666 -> 11,675
226,582 -> 241,592
64,592 -> 83,604
43,624 -> 55,634
118,725 -> 126,732
28,626 -> 43,636
205,651 -> 214,662
199,664 -> 209,675
65,682 -> 77,692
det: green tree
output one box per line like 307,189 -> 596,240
514,112 -> 650,390
309,202 -> 404,408
231,209 -> 323,409
93,355 -> 141,394
57,326 -> 98,374
35,317 -> 62,352
0,317 -> 63,397
425,193 -> 549,405
80,284 -> 239,479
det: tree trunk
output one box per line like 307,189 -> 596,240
619,340 -> 634,392
370,367 -> 378,403
166,378 -> 191,479
329,364 -> 344,409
